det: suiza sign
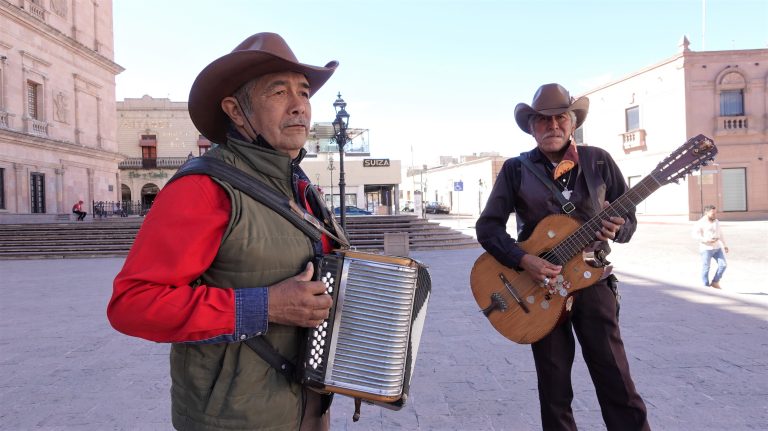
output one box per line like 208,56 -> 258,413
363,159 -> 391,167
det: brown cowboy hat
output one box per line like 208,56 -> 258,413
188,32 -> 338,144
514,83 -> 589,134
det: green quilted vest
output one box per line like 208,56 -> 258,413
170,137 -> 316,431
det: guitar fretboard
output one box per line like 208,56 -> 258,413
544,174 -> 662,266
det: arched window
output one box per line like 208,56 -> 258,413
718,71 -> 745,117
715,70 -> 748,132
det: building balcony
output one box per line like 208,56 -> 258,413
24,117 -> 49,137
716,115 -> 749,135
0,111 -> 11,130
621,129 -> 646,153
118,157 -> 191,170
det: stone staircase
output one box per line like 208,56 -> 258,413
0,215 -> 479,259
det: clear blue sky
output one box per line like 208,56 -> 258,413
113,0 -> 768,165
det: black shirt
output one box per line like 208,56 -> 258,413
476,146 -> 637,269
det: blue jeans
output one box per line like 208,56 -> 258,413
701,248 -> 727,286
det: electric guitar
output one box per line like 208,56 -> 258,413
470,134 -> 718,344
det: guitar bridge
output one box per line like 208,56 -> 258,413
480,292 -> 507,316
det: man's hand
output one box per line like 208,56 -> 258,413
268,262 -> 333,328
520,254 -> 562,287
596,201 -> 625,242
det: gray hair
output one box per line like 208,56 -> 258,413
231,77 -> 260,118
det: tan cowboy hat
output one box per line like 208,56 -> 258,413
514,83 -> 589,134
188,32 -> 338,144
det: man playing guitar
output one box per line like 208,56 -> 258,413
475,83 -> 650,430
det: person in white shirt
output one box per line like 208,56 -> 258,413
692,205 -> 729,288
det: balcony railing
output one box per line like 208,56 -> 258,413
620,129 -> 646,152
118,157 -> 190,169
0,111 -> 10,129
716,115 -> 749,135
24,117 -> 49,137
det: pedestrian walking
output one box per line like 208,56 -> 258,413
692,204 -> 729,289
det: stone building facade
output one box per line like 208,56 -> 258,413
117,96 -> 207,208
579,37 -> 767,221
0,0 -> 123,222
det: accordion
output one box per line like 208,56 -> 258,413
300,250 -> 432,409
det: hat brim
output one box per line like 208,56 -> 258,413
514,97 -> 589,135
189,51 -> 338,144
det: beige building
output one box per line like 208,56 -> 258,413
579,37 -> 767,221
117,96 -> 208,208
117,97 -> 403,214
0,0 -> 123,222
405,39 -> 767,221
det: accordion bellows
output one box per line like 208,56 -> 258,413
300,250 -> 432,408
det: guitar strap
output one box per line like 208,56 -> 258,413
519,153 -> 575,214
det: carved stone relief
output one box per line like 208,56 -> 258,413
53,91 -> 68,123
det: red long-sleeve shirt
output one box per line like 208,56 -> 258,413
108,175 -> 243,343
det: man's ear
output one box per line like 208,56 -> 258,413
221,97 -> 245,127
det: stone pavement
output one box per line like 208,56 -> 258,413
1,219 -> 766,430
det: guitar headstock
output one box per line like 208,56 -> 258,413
651,134 -> 717,185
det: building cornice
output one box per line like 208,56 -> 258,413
0,1 -> 124,75
0,128 -> 125,163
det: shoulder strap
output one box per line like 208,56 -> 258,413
519,153 -> 575,214
171,157 -> 350,248
243,336 -> 297,380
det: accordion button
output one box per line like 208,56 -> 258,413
312,340 -> 317,347
320,340 -> 325,346
323,322 -> 328,328
318,358 -> 323,364
322,330 -> 327,337
309,358 -> 315,365
311,348 -> 316,356
328,287 -> 334,293
326,272 -> 332,278
312,363 -> 318,369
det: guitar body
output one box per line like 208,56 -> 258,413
470,214 -> 606,344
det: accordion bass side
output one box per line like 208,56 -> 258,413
300,250 -> 431,409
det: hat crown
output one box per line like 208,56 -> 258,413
531,83 -> 573,112
232,32 -> 299,63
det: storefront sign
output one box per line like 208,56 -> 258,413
363,158 -> 391,167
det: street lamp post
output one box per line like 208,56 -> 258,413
327,155 -> 335,211
332,92 -> 350,229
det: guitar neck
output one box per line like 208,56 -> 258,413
547,174 -> 662,265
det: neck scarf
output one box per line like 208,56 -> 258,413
552,139 -> 579,179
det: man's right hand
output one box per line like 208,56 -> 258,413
267,262 -> 333,328
520,254 -> 562,287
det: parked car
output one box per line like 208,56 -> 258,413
333,205 -> 372,216
425,202 -> 450,214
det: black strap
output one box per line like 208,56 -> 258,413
170,157 -> 349,248
519,154 -> 575,214
243,336 -> 296,380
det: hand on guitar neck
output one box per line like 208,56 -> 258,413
520,201 -> 625,286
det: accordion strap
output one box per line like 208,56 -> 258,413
243,336 -> 296,380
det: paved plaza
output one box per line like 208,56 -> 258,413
1,217 -> 766,430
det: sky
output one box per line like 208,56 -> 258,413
112,0 -> 768,166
